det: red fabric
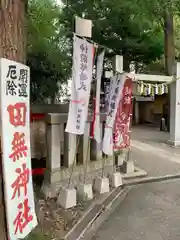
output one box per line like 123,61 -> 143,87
31,168 -> 46,176
8,103 -> 27,127
30,113 -> 45,122
113,77 -> 133,150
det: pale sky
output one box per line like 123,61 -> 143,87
55,0 -> 63,6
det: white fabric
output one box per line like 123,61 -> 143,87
66,35 -> 93,135
94,50 -> 105,143
102,73 -> 126,155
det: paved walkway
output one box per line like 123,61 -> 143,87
91,126 -> 180,240
131,126 -> 180,177
92,180 -> 180,240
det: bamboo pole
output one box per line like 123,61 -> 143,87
67,135 -> 81,189
83,137 -> 91,184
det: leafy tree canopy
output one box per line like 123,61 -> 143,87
27,0 -> 180,101
27,0 -> 71,103
61,0 -> 164,68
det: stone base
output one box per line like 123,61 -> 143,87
121,160 -> 135,174
45,158 -> 114,187
41,183 -> 57,200
110,172 -> 123,188
77,183 -> 93,201
167,139 -> 180,147
115,155 -> 124,166
94,176 -> 110,194
121,167 -> 147,180
57,187 -> 76,209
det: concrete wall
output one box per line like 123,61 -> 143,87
31,104 -> 69,114
30,104 -> 69,159
30,105 -> 106,159
138,95 -> 168,125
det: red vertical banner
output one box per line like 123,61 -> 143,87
113,77 -> 133,150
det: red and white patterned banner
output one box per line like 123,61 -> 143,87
102,73 -> 126,155
113,76 -> 133,150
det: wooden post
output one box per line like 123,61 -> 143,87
164,11 -> 175,132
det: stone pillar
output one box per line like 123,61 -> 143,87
90,122 -> 103,161
46,123 -> 61,172
42,113 -> 62,199
168,62 -> 180,146
113,55 -> 123,73
75,17 -> 92,38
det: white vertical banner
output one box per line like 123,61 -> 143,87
92,50 -> 105,143
66,35 -> 93,135
102,73 -> 126,155
0,58 -> 37,239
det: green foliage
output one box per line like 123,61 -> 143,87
26,230 -> 49,239
61,0 -> 164,67
175,15 -> 180,59
27,0 -> 180,98
27,0 -> 71,103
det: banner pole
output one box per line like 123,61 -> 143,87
67,135 -> 81,189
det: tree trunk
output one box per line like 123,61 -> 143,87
0,0 -> 26,62
164,11 -> 175,76
164,11 -> 175,132
0,0 -> 27,238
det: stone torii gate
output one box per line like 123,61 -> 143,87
134,63 -> 180,147
112,55 -> 180,147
